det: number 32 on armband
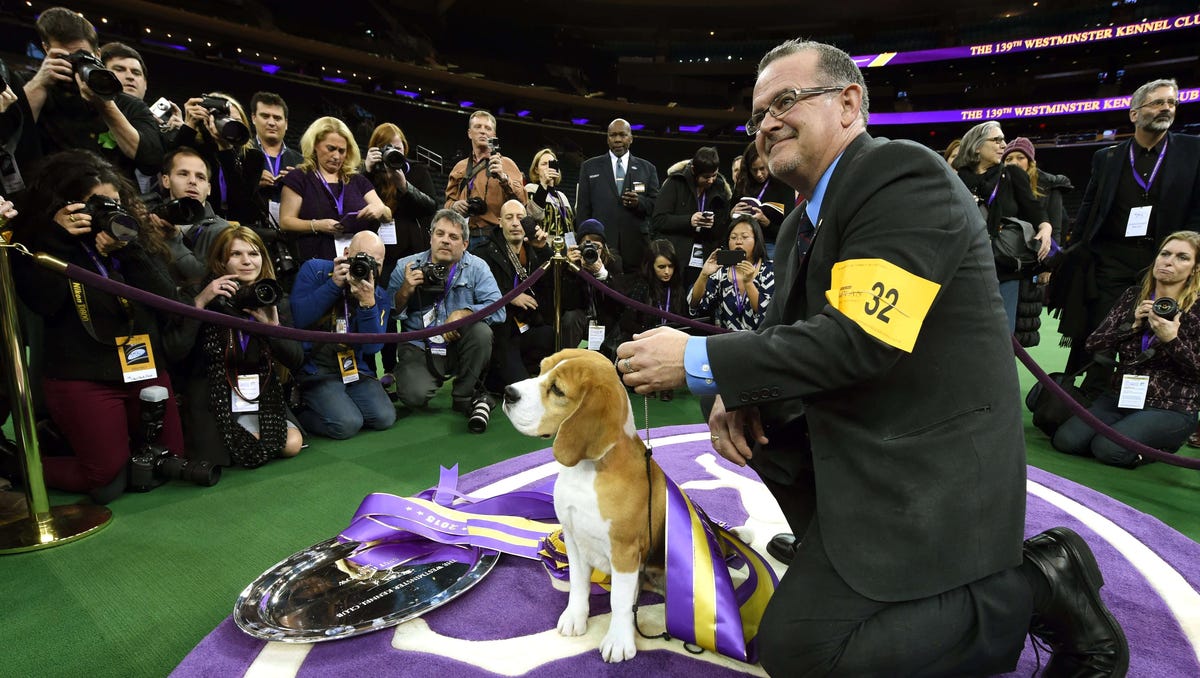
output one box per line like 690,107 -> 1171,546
826,259 -> 941,353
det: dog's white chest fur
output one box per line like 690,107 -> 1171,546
553,461 -> 613,574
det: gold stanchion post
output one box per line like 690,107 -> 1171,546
0,235 -> 112,553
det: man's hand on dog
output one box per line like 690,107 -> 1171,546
616,327 -> 689,393
707,396 -> 768,467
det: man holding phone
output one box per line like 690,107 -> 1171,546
576,118 -> 659,274
652,146 -> 731,288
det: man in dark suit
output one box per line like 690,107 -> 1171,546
575,119 -> 659,273
617,40 -> 1128,676
1059,78 -> 1200,382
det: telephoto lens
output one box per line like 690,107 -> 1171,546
580,241 -> 601,265
82,194 -> 140,242
1152,297 -> 1180,322
200,95 -> 251,146
64,50 -> 121,100
381,144 -> 407,170
467,393 -> 496,433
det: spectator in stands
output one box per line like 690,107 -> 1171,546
389,209 -> 504,416
1003,137 -> 1073,248
618,238 -> 685,400
8,150 -> 182,501
168,92 -> 265,225
576,118 -> 659,274
688,213 -> 775,331
1052,230 -> 1200,468
1057,78 -> 1200,398
560,218 -> 626,356
22,7 -> 163,183
290,231 -> 395,439
653,146 -> 731,288
148,146 -> 231,285
732,140 -> 795,259
477,199 -> 555,390
524,148 -> 574,237
942,139 -> 960,166
279,116 -> 391,263
182,226 -> 304,467
98,42 -> 146,101
445,110 -> 526,249
953,120 -> 1051,333
250,91 -> 302,216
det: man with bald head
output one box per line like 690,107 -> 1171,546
290,230 -> 396,439
576,118 -> 659,273
476,199 -> 555,389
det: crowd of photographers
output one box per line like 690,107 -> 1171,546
0,7 -> 786,505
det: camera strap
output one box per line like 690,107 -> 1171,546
419,260 -> 460,376
226,327 -> 272,406
71,243 -> 135,347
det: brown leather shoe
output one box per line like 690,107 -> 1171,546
1023,527 -> 1129,677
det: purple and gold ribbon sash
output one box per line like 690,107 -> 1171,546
337,465 -> 559,570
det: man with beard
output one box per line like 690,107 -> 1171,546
1058,78 -> 1200,388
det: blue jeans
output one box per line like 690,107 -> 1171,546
1052,392 -> 1196,467
998,279 -> 1019,335
298,373 -> 396,440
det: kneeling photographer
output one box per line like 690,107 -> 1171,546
1052,231 -> 1200,468
389,210 -> 505,426
8,150 -> 185,502
290,231 -> 395,440
143,146 -> 231,285
179,226 -> 304,468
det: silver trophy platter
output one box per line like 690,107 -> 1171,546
234,538 -> 498,642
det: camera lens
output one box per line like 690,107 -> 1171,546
156,197 -> 206,225
158,456 -> 221,486
581,242 -> 600,265
1152,297 -> 1179,321
467,394 -> 495,433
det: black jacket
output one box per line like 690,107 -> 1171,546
652,166 -> 731,271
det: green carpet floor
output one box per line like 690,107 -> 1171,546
3,337 -> 1198,678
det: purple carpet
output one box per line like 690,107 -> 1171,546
173,424 -> 1200,677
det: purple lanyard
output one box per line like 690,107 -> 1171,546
262,146 -> 284,177
1142,294 -> 1158,353
80,243 -> 111,278
659,288 -> 671,325
318,173 -> 346,216
986,175 -> 1001,207
730,268 -> 746,315
433,262 -> 460,321
237,330 -> 251,353
697,192 -> 707,212
343,295 -> 353,331
756,179 -> 769,202
1130,136 -> 1168,196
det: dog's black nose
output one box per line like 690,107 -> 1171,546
503,385 -> 521,405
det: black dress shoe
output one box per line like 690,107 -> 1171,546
766,532 -> 798,564
1023,527 -> 1129,677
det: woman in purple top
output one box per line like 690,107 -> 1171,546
279,116 -> 391,262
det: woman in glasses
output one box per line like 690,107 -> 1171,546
953,120 -> 1052,333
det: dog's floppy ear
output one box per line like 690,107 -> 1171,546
551,356 -> 622,466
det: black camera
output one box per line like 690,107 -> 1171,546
63,50 -> 121,100
465,196 -> 488,216
418,261 -> 448,287
1152,297 -> 1180,322
521,215 -> 540,241
467,392 -> 497,433
347,251 -> 379,282
81,194 -> 139,242
154,196 -> 206,225
208,279 -> 283,316
381,144 -> 407,170
580,241 -> 602,266
487,136 -> 501,155
128,386 -> 220,492
200,95 -> 251,146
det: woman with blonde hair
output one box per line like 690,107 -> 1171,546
279,116 -> 391,262
524,147 -> 574,237
1052,230 -> 1200,467
168,91 -> 265,224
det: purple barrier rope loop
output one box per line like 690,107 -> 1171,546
1011,336 -> 1200,470
52,259 -> 548,345
568,266 -> 732,335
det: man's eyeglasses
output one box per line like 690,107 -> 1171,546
1139,98 -> 1178,110
746,86 -> 845,136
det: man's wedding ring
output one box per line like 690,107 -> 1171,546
621,358 -> 635,374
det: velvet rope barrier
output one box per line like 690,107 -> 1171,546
36,253 -> 546,345
568,265 -> 731,335
1012,336 -> 1200,470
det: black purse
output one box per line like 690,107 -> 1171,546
1024,362 -> 1093,438
993,217 -> 1039,272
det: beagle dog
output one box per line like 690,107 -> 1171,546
503,349 -> 666,663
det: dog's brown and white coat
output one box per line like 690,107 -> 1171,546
503,349 -> 666,662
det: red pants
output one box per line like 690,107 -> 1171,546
41,375 -> 184,493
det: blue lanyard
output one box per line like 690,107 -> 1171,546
80,243 -> 111,278
986,174 -> 1001,207
1130,136 -> 1168,196
262,145 -> 286,177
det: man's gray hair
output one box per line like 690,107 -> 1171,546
1130,78 -> 1179,110
433,208 -> 469,240
952,121 -> 1002,171
757,40 -> 870,125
